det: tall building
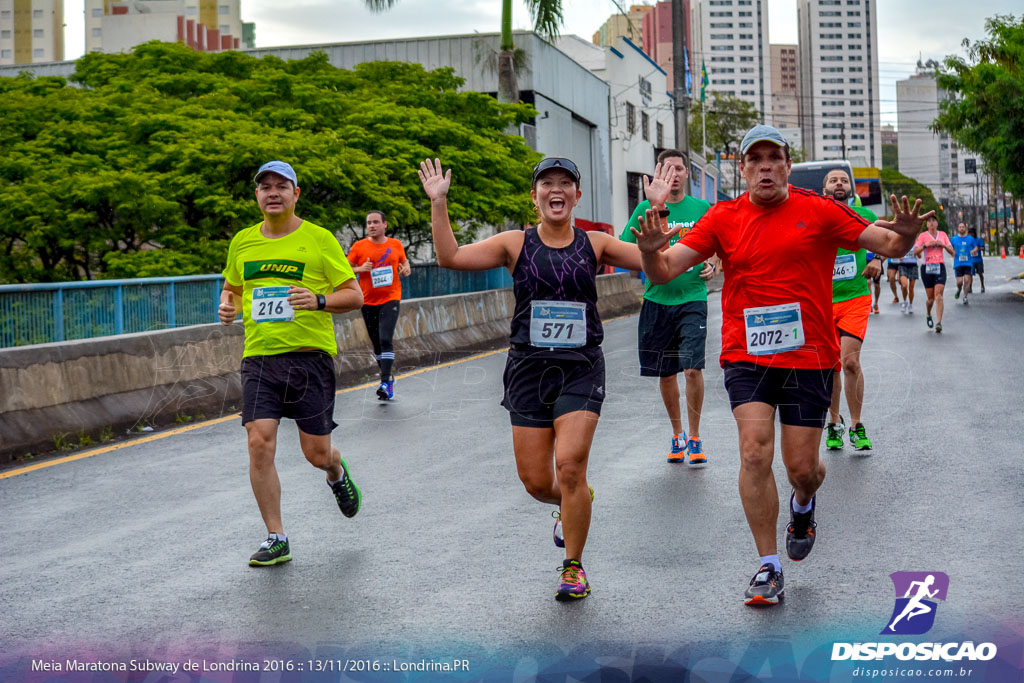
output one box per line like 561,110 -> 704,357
85,0 -> 245,54
690,0 -> 771,121
769,44 -> 799,127
592,5 -> 651,47
880,123 -> 897,146
639,0 -> 694,92
896,61 -> 958,206
797,0 -> 881,166
0,0 -> 63,65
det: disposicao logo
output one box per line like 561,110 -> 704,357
882,571 -> 948,635
831,571 -> 998,663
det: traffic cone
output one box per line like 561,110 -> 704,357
1019,245 -> 1024,259
1000,246 -> 1006,258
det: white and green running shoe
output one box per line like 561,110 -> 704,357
825,416 -> 845,450
849,422 -> 873,451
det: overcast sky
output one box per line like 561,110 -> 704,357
62,1 -> 1022,127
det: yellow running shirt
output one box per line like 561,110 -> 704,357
222,220 -> 356,358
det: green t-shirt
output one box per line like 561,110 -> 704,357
223,220 -> 356,358
620,195 -> 712,304
832,205 -> 878,303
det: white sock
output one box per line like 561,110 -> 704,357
327,461 -> 346,485
760,555 -> 782,573
271,532 -> 287,541
792,497 -> 813,514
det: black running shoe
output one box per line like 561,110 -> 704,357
249,535 -> 292,566
330,457 -> 362,518
786,492 -> 817,561
744,564 -> 784,606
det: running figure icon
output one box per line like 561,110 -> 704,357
887,575 -> 939,632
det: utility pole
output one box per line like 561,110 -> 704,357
840,122 -> 847,159
671,0 -> 691,191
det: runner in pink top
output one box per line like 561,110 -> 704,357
913,216 -> 955,333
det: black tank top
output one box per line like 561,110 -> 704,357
509,226 -> 603,356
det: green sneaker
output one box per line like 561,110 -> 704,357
329,457 -> 361,518
825,416 -> 845,450
849,422 -> 873,451
249,535 -> 292,566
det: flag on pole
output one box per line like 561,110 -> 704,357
684,47 -> 693,96
700,60 -> 709,102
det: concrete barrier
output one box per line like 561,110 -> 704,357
0,275 -> 640,462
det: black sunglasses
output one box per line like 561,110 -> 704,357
532,157 -> 581,185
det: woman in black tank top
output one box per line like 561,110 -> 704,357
419,156 -> 643,602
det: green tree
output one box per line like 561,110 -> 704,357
935,14 -> 1024,196
0,42 -> 540,283
363,0 -> 565,104
689,92 -> 761,194
882,143 -> 898,171
880,169 -> 947,232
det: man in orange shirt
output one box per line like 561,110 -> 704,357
348,210 -> 411,400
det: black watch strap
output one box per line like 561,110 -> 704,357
316,294 -> 326,310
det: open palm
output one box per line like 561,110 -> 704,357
418,158 -> 451,200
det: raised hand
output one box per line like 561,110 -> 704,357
878,194 -> 934,239
418,158 -> 451,200
630,207 -> 681,253
642,162 -> 676,208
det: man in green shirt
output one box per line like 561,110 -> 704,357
220,161 -> 365,567
620,150 -> 716,465
822,169 -> 881,452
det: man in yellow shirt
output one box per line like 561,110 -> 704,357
219,161 -> 364,567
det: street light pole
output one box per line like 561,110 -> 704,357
672,0 -> 691,192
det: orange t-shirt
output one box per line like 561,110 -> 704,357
347,237 -> 407,305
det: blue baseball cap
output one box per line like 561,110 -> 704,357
739,125 -> 788,155
254,160 -> 297,186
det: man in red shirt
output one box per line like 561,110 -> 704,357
632,125 -> 933,606
348,210 -> 411,400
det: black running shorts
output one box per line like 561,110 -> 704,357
501,347 -> 605,428
954,265 -> 973,278
920,263 -> 947,289
240,351 -> 338,435
723,361 -> 834,429
972,260 -> 984,276
637,299 -> 708,376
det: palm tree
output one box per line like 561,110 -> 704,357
363,0 -> 565,104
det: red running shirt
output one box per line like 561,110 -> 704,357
680,187 -> 871,369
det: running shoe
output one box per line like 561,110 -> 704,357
376,382 -> 389,401
872,304 -> 880,314
249,535 -> 292,567
955,286 -> 961,299
981,285 -> 985,293
926,314 -> 934,329
963,297 -> 969,306
329,458 -> 362,518
936,321 -> 943,334
744,564 -> 784,606
786,492 -> 817,562
384,379 -> 395,399
552,485 -> 594,548
891,296 -> 900,304
900,301 -> 908,314
667,433 -> 686,463
555,559 -> 591,601
849,422 -> 873,451
825,416 -> 845,451
686,438 -> 707,466
907,303 -> 914,314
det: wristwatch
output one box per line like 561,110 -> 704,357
316,294 -> 326,310
657,208 -> 671,218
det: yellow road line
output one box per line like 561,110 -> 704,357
0,347 -> 511,480
1,311 -> 644,481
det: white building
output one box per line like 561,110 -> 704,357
558,34 -> 678,230
797,0 -> 881,166
0,0 -> 63,65
896,63 -> 959,206
85,0 -> 243,54
690,0 -> 771,122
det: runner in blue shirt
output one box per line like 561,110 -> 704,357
968,227 -> 985,293
950,223 -> 978,305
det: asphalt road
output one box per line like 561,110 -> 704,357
3,258 -> 1023,681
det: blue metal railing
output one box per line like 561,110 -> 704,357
0,266 -> 514,348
